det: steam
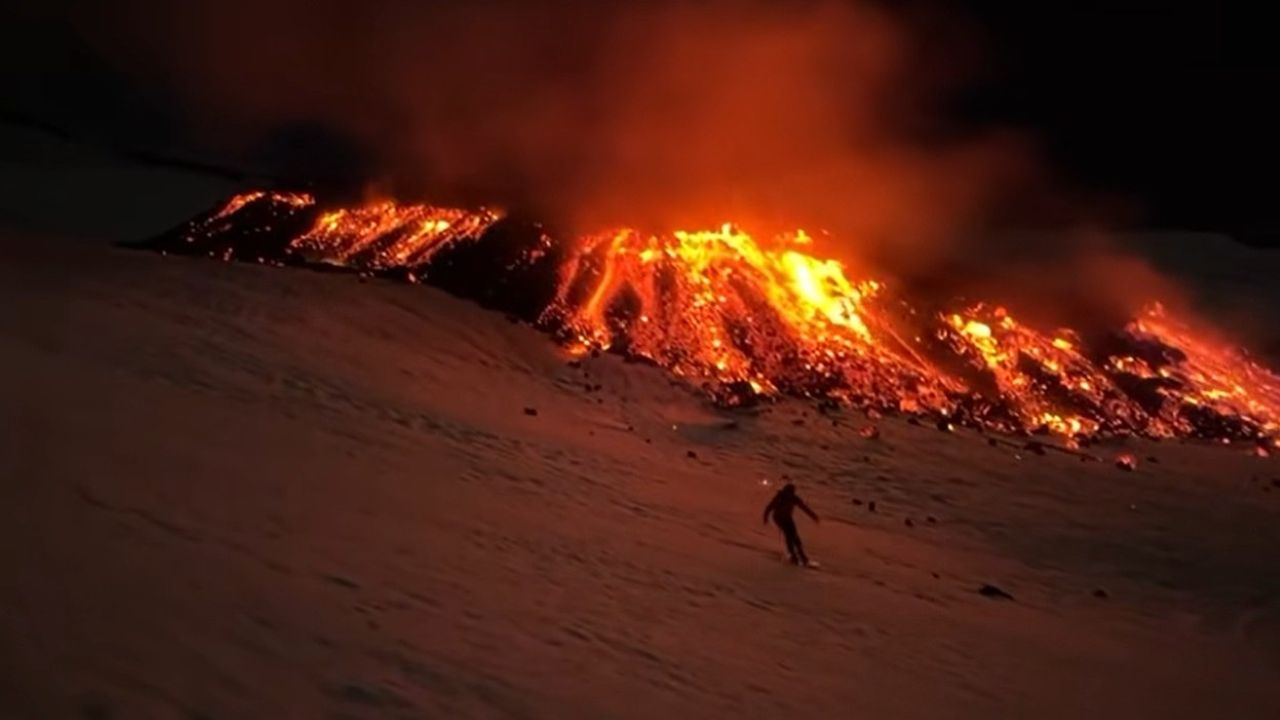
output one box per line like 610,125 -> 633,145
71,0 -> 1206,333
75,2 -> 1040,246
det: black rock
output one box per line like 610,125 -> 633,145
977,584 -> 1014,601
868,501 -> 877,513
523,407 -> 538,416
1093,588 -> 1109,599
904,518 -> 914,528
686,450 -> 698,459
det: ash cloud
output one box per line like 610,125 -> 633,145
73,3 -> 1043,243
65,0 -> 1188,332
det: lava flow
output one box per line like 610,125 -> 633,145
144,191 -> 1280,445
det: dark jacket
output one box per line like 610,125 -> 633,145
763,486 -> 818,526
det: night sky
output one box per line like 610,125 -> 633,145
2,2 -> 1275,242
954,3 -> 1275,243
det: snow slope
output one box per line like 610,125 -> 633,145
3,133 -> 1280,718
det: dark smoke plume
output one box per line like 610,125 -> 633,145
70,2 -> 1055,255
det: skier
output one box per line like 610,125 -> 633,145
762,482 -> 819,566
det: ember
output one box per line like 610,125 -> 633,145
141,191 -> 1280,445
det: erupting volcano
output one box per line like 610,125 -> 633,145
142,191 -> 1280,446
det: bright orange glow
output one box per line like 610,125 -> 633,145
293,201 -> 502,267
189,192 -> 1280,443
541,224 -> 947,409
1123,303 -> 1280,438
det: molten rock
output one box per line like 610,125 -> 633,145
138,191 -> 1280,446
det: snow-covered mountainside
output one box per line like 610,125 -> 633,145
2,130 -> 1280,718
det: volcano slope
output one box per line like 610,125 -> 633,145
3,150 -> 1280,719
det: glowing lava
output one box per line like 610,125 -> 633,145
154,191 -> 1280,444
294,202 -> 503,268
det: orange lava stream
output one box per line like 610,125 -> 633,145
1125,303 -> 1280,438
193,192 -> 1280,442
292,202 -> 503,268
542,224 -> 958,412
940,304 -> 1154,437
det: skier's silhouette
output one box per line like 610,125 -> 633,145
762,482 -> 819,565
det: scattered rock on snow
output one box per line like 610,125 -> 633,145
858,425 -> 880,440
977,584 -> 1015,601
1114,453 -> 1138,472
